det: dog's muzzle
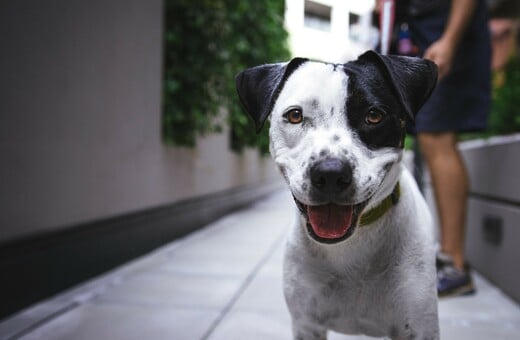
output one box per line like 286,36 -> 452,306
294,158 -> 368,244
294,179 -> 401,244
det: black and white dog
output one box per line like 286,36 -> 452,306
236,51 -> 439,340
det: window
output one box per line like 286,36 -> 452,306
349,12 -> 360,26
304,0 -> 331,31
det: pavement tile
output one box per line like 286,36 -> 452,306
328,332 -> 379,339
206,309 -> 292,340
0,301 -> 71,340
95,271 -> 242,309
158,242 -> 266,278
17,303 -> 219,340
169,239 -> 267,262
437,273 -> 520,340
233,273 -> 288,314
439,318 -> 520,340
155,254 -> 254,278
184,211 -> 290,247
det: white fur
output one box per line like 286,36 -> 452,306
268,62 -> 439,339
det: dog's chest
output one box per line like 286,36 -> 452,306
284,250 -> 399,336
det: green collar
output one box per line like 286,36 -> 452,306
359,182 -> 400,226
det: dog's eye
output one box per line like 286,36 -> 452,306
285,109 -> 304,124
365,109 -> 385,125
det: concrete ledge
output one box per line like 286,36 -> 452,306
461,133 -> 520,204
0,179 -> 284,320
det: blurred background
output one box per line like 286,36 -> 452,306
1,0 -> 520,330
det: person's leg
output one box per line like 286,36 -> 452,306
417,132 -> 468,270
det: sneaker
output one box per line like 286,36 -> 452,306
437,256 -> 476,298
436,252 -> 453,270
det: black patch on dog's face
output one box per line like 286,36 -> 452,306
344,63 -> 406,149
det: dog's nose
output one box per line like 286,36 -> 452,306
310,158 -> 353,194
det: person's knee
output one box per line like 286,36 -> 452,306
417,132 -> 457,159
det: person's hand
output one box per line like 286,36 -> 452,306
423,38 -> 456,80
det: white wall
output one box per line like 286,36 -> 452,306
0,0 -> 279,242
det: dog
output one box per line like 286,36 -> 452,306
235,50 -> 439,339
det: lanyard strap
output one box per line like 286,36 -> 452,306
379,0 -> 395,55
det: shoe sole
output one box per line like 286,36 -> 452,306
438,282 -> 476,298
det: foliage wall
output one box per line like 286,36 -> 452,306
164,0 -> 290,153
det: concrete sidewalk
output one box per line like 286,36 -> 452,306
1,190 -> 519,340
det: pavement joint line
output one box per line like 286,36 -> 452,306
5,302 -> 80,340
199,229 -> 287,340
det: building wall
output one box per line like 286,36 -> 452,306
285,0 -> 376,62
0,0 -> 279,243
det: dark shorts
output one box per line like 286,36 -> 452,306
408,0 -> 491,133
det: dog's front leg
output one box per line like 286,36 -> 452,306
292,321 -> 327,340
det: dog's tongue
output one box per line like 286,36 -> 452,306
307,204 -> 353,239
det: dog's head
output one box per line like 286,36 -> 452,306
236,51 -> 437,244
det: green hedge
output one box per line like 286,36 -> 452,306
163,0 -> 290,154
489,56 -> 520,135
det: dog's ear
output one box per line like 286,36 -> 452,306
235,58 -> 308,132
356,50 -> 438,121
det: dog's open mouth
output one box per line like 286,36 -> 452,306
294,199 -> 367,244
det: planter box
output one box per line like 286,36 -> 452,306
417,134 -> 520,302
460,134 -> 520,303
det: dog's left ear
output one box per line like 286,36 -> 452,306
235,58 -> 308,132
356,50 -> 438,121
